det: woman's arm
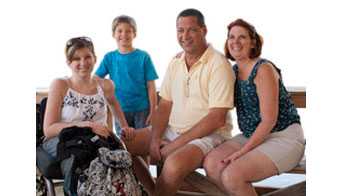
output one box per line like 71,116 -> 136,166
146,80 -> 157,125
223,63 -> 280,163
43,79 -> 91,139
242,63 -> 280,152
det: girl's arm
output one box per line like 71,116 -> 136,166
43,79 -> 94,139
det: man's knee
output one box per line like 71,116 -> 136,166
221,165 -> 245,191
203,153 -> 218,177
161,156 -> 185,180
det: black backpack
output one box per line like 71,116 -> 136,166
56,126 -> 121,170
36,97 -> 47,146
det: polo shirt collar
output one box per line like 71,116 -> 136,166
179,44 -> 214,69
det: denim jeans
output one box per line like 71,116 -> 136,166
115,109 -> 149,136
42,136 -> 60,158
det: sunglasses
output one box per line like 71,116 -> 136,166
66,36 -> 93,51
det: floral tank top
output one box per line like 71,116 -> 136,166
61,84 -> 108,126
233,58 -> 300,138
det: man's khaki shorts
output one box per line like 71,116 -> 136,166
162,127 -> 226,155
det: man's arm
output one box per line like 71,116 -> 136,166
160,107 -> 228,157
149,98 -> 173,162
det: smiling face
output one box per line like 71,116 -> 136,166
176,16 -> 207,55
113,22 -> 136,49
67,47 -> 96,78
227,26 -> 255,61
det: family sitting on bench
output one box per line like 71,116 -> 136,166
40,8 -> 305,196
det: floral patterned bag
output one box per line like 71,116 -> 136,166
77,147 -> 146,196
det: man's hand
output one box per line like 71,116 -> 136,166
160,141 -> 178,160
149,138 -> 162,163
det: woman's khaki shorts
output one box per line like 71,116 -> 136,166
231,123 -> 305,174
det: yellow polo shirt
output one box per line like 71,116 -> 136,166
159,45 -> 235,138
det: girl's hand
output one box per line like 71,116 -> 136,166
221,150 -> 245,165
120,127 -> 135,141
87,121 -> 111,138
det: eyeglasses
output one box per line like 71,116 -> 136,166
66,36 -> 93,51
185,76 -> 190,97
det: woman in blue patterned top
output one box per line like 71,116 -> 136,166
203,19 -> 305,195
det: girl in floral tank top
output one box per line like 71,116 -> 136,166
41,36 -> 155,195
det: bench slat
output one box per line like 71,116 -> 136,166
287,157 -> 306,174
263,181 -> 306,196
184,171 -> 228,196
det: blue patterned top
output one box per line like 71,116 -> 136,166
233,58 -> 300,138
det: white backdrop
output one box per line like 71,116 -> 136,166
28,0 -> 316,89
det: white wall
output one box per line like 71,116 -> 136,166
29,0 -> 316,89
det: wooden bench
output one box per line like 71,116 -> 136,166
172,87 -> 306,196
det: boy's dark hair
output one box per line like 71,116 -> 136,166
177,8 -> 205,27
112,15 -> 137,34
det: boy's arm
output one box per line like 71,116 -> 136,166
102,79 -> 129,129
95,55 -> 110,78
145,80 -> 157,125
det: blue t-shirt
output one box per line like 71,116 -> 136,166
95,49 -> 158,112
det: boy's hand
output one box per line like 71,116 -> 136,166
120,126 -> 135,141
145,113 -> 152,125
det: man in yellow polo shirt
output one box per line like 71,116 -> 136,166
123,8 -> 235,196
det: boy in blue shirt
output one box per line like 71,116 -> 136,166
96,15 -> 158,137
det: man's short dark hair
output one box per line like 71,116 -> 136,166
177,8 -> 205,27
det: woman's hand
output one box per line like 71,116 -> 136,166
221,150 -> 245,165
120,126 -> 136,141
